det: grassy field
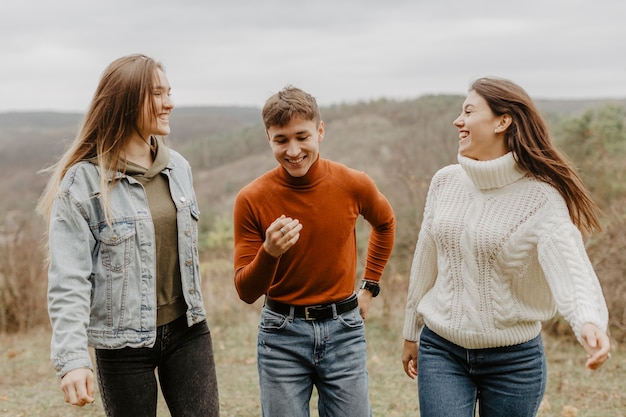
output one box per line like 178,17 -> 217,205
1,313 -> 623,417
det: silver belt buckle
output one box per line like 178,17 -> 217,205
304,305 -> 322,320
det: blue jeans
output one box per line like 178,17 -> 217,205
257,304 -> 371,417
95,316 -> 219,417
418,326 -> 546,417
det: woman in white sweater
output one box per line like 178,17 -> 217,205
401,77 -> 610,417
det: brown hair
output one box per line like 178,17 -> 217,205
37,53 -> 165,224
470,76 -> 601,235
261,85 -> 321,129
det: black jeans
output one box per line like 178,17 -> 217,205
95,316 -> 220,417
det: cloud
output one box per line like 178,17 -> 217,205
0,0 -> 625,112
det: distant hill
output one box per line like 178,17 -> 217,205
168,106 -> 260,146
535,98 -> 626,115
0,106 -> 261,213
1,96 -> 624,224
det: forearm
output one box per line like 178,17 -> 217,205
234,245 -> 280,304
47,200 -> 95,377
403,228 -> 437,341
48,267 -> 93,377
538,223 -> 609,341
363,200 -> 396,281
363,226 -> 395,281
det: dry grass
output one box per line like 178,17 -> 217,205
1,238 -> 623,416
1,305 -> 624,417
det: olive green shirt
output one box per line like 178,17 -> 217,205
124,139 -> 186,326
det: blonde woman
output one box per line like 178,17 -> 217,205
38,54 -> 219,417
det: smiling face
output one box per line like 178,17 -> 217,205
266,117 -> 325,177
137,69 -> 174,138
453,90 -> 509,161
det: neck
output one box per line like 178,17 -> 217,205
124,135 -> 155,169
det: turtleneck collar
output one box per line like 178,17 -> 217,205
458,152 -> 527,190
277,156 -> 325,187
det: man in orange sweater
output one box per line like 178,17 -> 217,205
233,86 -> 396,416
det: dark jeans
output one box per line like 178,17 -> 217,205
95,316 -> 219,417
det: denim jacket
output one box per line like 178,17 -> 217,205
47,149 -> 206,377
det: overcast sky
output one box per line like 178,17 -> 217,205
1,0 -> 625,113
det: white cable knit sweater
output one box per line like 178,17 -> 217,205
403,152 -> 608,349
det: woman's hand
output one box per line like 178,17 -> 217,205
580,322 -> 611,370
60,367 -> 95,406
401,339 -> 419,379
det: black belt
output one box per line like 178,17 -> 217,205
265,294 -> 358,320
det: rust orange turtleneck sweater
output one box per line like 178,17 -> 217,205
233,157 -> 395,305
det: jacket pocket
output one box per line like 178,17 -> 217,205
99,221 -> 136,272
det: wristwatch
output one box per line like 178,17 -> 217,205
360,280 -> 380,297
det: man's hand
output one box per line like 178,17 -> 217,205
357,289 -> 373,319
263,215 -> 303,258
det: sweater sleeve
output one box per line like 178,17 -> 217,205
232,190 -> 281,304
360,182 -> 396,283
402,178 -> 439,342
537,216 -> 609,344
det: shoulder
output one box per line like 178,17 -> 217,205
65,160 -> 98,175
507,174 -> 568,206
54,161 -> 102,204
167,147 -> 191,169
491,175 -> 572,229
528,178 -> 570,217
433,163 -> 461,179
321,160 -> 390,208
325,159 -> 376,186
60,161 -> 99,190
325,158 -> 363,174
429,163 -> 463,189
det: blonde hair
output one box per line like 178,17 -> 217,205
37,54 -> 164,225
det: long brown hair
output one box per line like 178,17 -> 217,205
37,54 -> 164,225
470,76 -> 601,235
